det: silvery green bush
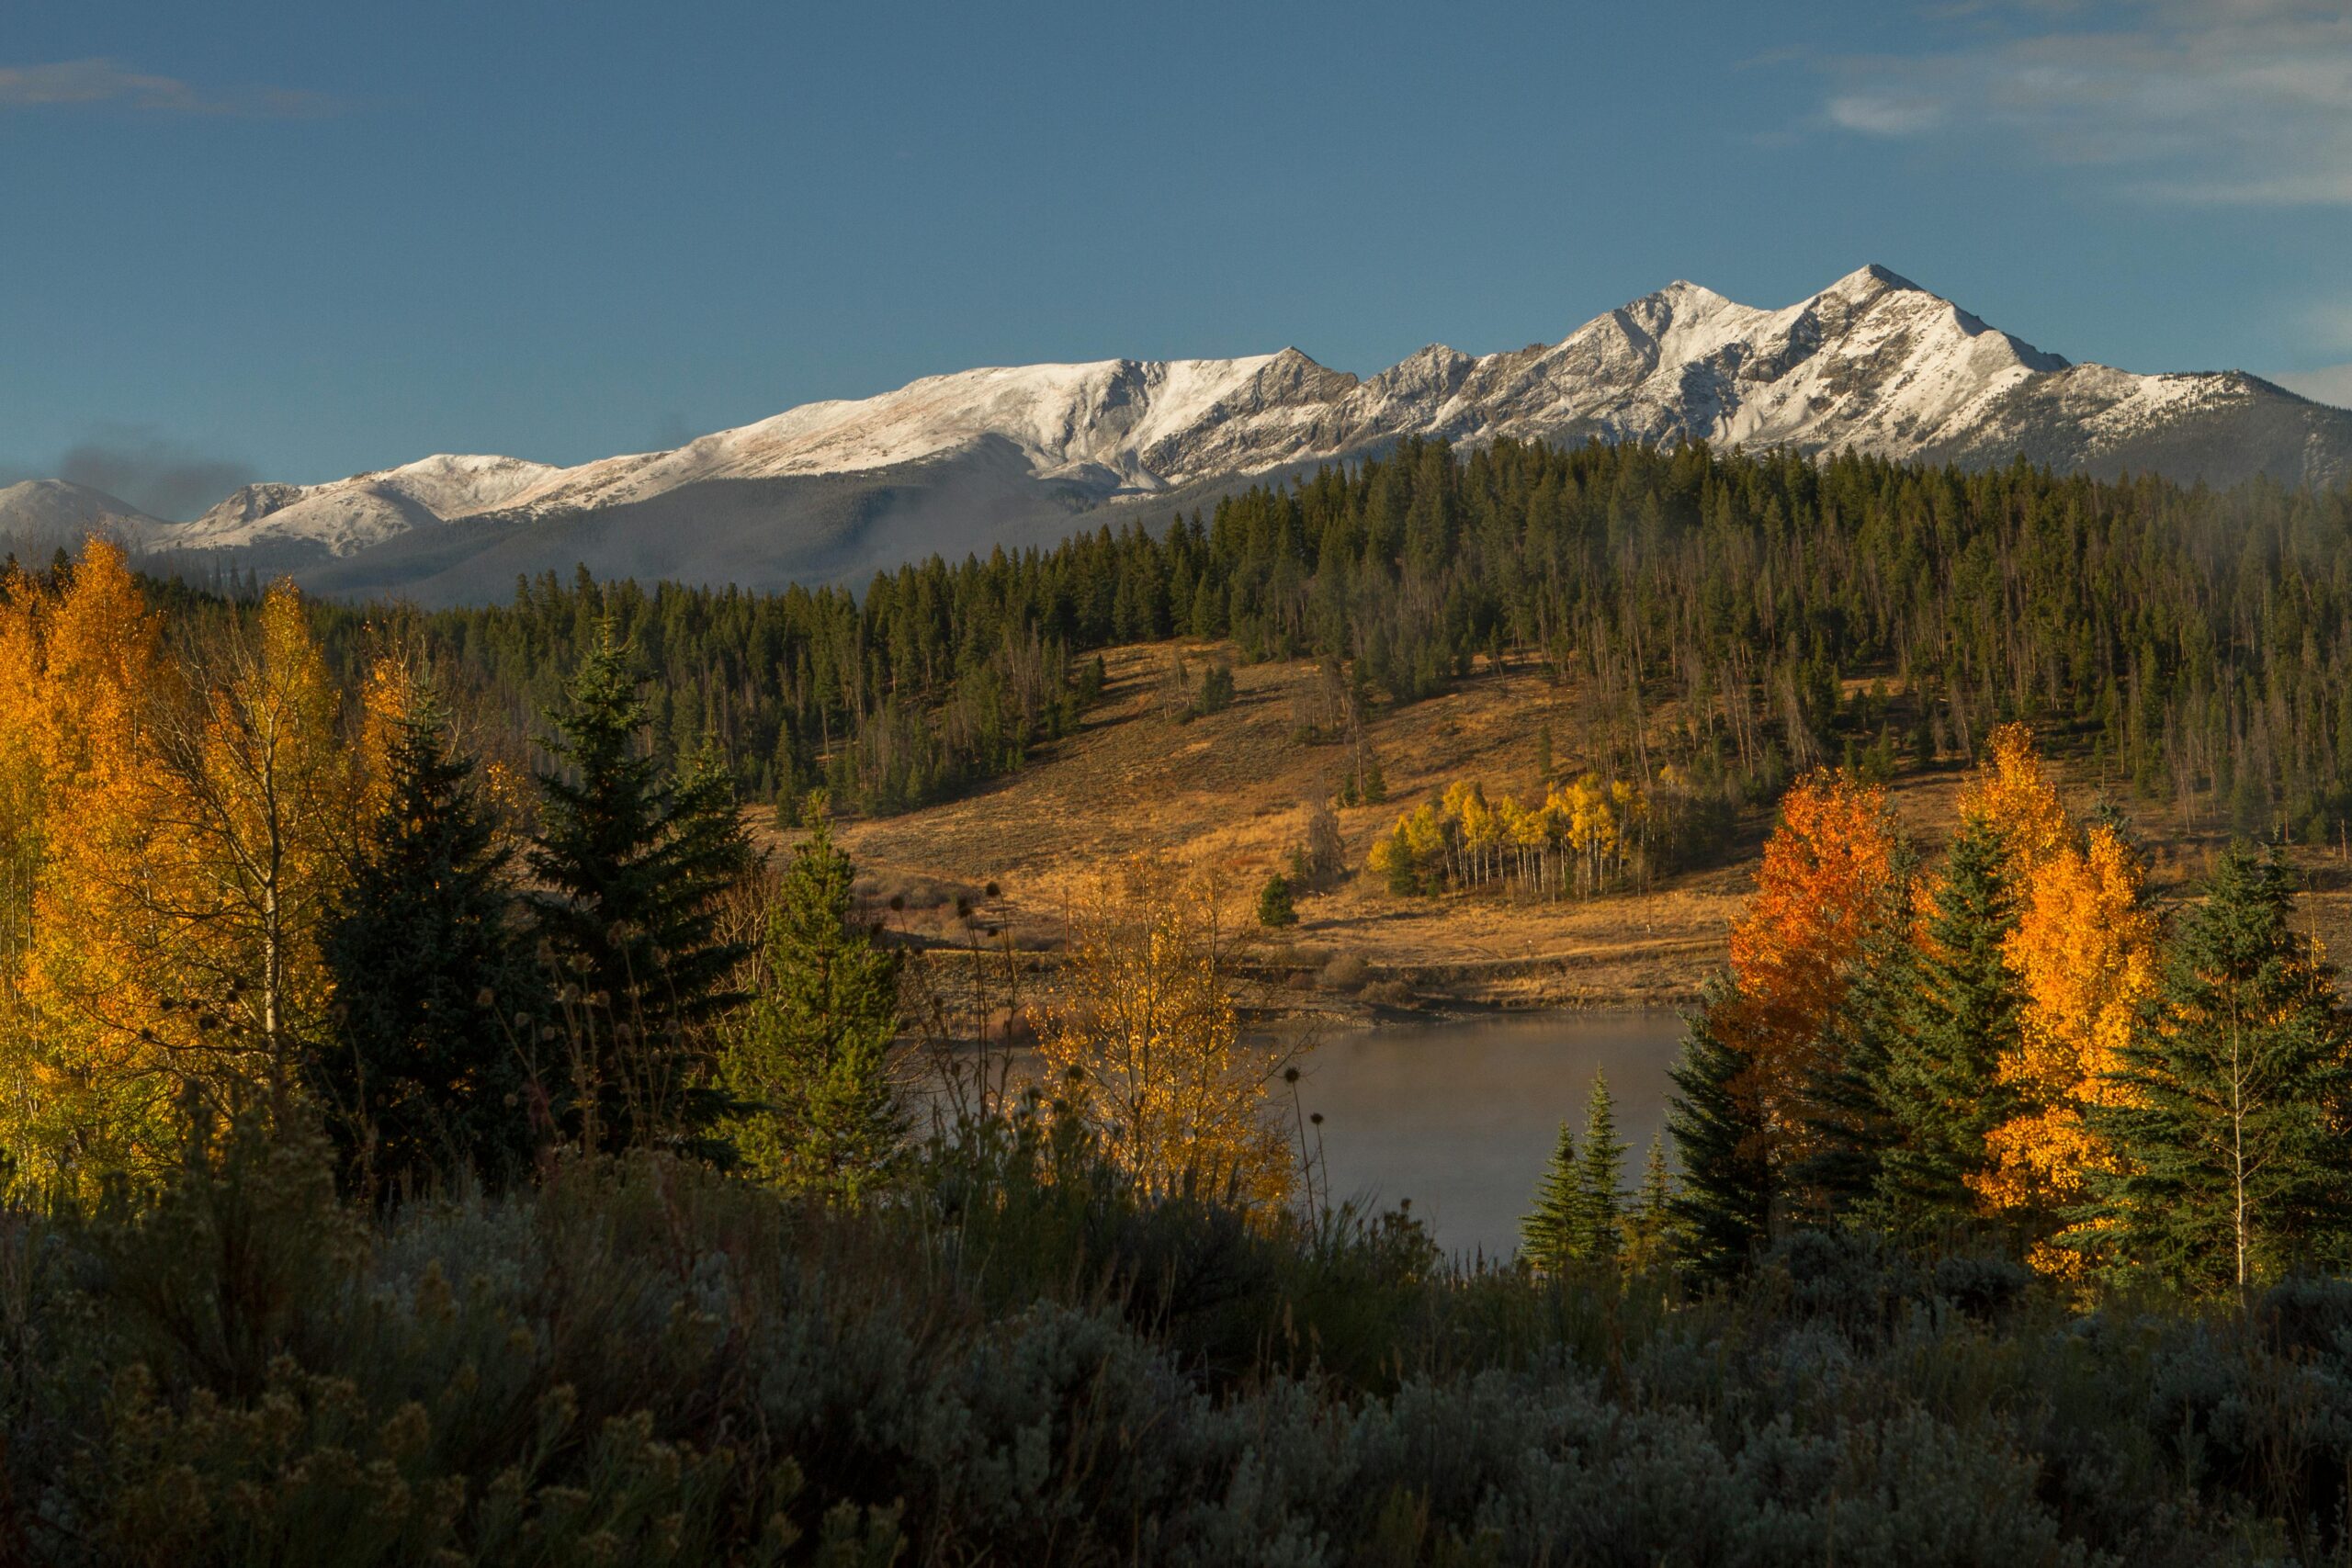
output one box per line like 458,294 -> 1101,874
0,1122 -> 2344,1564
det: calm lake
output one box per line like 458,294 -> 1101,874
1292,1011 -> 1689,1261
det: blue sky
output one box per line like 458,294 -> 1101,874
5,0 -> 2350,515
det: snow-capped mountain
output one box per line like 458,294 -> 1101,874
10,265 -> 2346,604
172,454 -> 573,556
0,479 -> 167,551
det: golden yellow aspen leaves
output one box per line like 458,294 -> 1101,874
0,550 -> 351,1193
1961,724 -> 2160,1271
1036,854 -> 1298,1213
1369,772 -> 1652,899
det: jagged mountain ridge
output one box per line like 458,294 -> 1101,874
11,265 -> 2348,603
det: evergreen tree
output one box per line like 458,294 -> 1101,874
291,434 -> 2352,857
723,810 -> 905,1200
1188,578 -> 1220,639
1521,1120 -> 1584,1271
1195,663 -> 1236,716
2082,848 -> 2352,1292
321,685 -> 548,1195
1257,872 -> 1298,929
528,620 -> 755,1153
1868,816 -> 2020,1242
1622,1132 -> 1678,1274
1577,1071 -> 1627,1263
1796,844 -> 1922,1221
1668,991 -> 1772,1282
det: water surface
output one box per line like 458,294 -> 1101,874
1292,1011 -> 1688,1261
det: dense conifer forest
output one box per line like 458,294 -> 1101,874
208,437 -> 2352,843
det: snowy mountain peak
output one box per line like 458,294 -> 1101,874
1824,262 -> 1919,298
174,453 -> 575,556
0,480 -> 164,547
12,265 -> 2345,603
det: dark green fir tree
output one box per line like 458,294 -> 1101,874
1622,1132 -> 1678,1274
1667,987 -> 1772,1283
529,619 -> 756,1154
1257,872 -> 1299,929
2082,848 -> 2352,1293
1867,815 -> 2020,1243
1798,840 -> 1921,1222
1521,1120 -> 1584,1272
320,683 -> 548,1197
1577,1071 -> 1627,1263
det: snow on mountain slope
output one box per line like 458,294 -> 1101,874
495,350 -> 1360,521
0,479 -> 166,547
1327,265 -> 2071,459
116,265 -> 2352,582
171,453 -> 574,556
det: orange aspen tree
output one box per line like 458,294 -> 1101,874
1957,724 -> 2073,871
356,650 -> 422,817
1038,853 -> 1297,1213
12,573 -> 351,1189
141,582 -> 353,1118
0,543 -> 182,1186
0,565 -> 49,973
1713,769 -> 1899,1169
0,563 -> 51,1161
1962,724 -> 2160,1266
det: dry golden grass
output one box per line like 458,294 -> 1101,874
751,637 -> 2352,1013
758,641 -> 1741,1013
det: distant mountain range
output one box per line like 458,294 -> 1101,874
8,265 -> 2348,605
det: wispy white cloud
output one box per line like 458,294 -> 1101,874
1826,93 -> 1949,135
0,58 -> 334,118
1819,1 -> 2352,204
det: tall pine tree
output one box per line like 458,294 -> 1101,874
321,680 -> 548,1195
722,809 -> 905,1200
2082,849 -> 2352,1293
529,619 -> 755,1153
1577,1071 -> 1627,1263
1521,1120 -> 1584,1272
1622,1132 -> 1678,1275
1797,841 -> 1922,1223
1668,989 -> 1772,1282
1868,816 -> 2020,1244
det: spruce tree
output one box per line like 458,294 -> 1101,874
1257,872 -> 1299,929
2083,848 -> 2352,1292
320,686 -> 548,1196
1521,1120 -> 1584,1271
723,809 -> 905,1199
1797,843 -> 1921,1221
1577,1071 -> 1627,1263
529,620 -> 755,1153
1868,816 -> 2019,1243
1667,991 -> 1772,1282
1622,1132 -> 1678,1274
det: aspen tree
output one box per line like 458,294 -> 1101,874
1038,854 -> 1296,1213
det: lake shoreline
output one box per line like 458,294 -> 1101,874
1290,1011 -> 1690,1258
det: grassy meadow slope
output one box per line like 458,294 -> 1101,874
774,639 -> 2352,1017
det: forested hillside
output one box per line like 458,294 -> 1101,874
183,437 -> 2352,846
